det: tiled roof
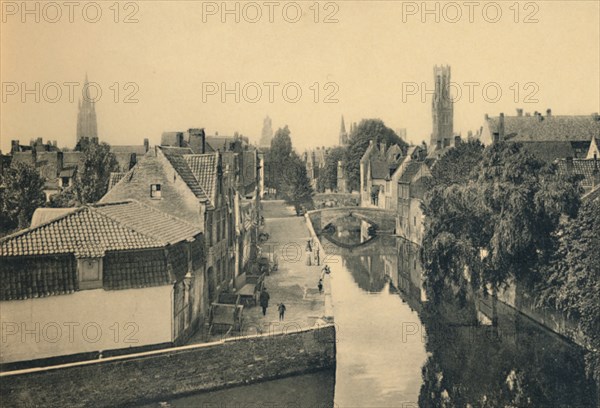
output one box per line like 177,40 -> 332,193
0,200 -> 201,258
556,159 -> 600,189
160,147 -> 213,206
108,172 -> 127,190
488,115 -> 600,142
94,200 -> 201,245
159,147 -> 219,208
184,154 -> 218,207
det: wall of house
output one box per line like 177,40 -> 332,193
0,325 -> 336,408
0,285 -> 172,364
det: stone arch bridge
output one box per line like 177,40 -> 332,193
307,207 -> 397,234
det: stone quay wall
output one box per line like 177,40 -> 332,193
0,324 -> 336,408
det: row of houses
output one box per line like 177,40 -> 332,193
0,129 -> 264,366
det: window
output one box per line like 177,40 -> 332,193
150,184 -> 162,199
77,258 -> 103,290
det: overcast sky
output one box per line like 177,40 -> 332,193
1,0 -> 599,153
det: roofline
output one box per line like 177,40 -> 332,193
0,206 -> 87,244
91,200 -> 202,245
155,146 -> 213,207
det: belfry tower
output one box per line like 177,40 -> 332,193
76,74 -> 98,143
431,65 -> 453,150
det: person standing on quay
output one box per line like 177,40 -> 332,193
259,288 -> 270,316
278,303 -> 287,321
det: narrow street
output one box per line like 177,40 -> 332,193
241,200 -> 326,335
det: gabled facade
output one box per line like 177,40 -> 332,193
359,141 -> 405,208
0,200 -> 204,365
101,145 -> 235,305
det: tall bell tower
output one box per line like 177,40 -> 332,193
431,65 -> 453,150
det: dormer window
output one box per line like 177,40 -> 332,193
151,184 -> 162,199
77,258 -> 103,290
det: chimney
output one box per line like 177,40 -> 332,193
454,135 -> 461,146
11,140 -> 20,153
484,113 -> 489,120
546,108 -> 552,117
143,138 -> 149,152
592,113 -> 600,121
498,113 -> 505,141
566,156 -> 574,173
380,140 -> 386,155
516,108 -> 523,117
57,151 -> 63,173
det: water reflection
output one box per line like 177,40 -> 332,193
330,231 -> 598,408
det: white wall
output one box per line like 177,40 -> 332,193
0,285 -> 172,364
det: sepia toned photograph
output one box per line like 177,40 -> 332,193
0,1 -> 599,407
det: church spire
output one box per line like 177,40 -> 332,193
76,73 -> 98,144
339,115 -> 348,145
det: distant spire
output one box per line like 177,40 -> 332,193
339,115 -> 348,145
76,73 -> 98,144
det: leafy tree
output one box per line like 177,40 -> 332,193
536,197 -> 600,381
427,139 -> 485,188
74,139 -> 119,204
47,186 -> 79,208
421,142 -> 581,302
317,146 -> 346,193
0,162 -> 46,231
265,126 -> 293,196
343,119 -> 407,191
280,152 -> 314,213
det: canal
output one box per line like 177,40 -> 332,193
143,214 -> 597,408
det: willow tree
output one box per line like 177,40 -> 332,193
421,142 -> 581,301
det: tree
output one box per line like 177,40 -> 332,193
343,119 -> 407,191
47,186 -> 79,208
74,139 -> 119,204
265,126 -> 293,196
0,162 -> 46,232
421,142 -> 581,302
317,146 -> 346,193
427,139 -> 485,188
280,152 -> 314,213
536,197 -> 600,381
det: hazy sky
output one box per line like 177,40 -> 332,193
1,0 -> 599,152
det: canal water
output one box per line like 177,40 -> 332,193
143,216 -> 597,408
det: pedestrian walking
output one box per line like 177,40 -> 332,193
278,303 -> 286,321
315,246 -> 320,266
259,288 -> 270,316
318,279 -> 323,294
